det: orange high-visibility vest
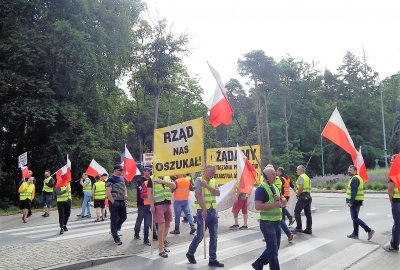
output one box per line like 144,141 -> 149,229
143,180 -> 152,205
174,177 -> 190,201
282,176 -> 290,197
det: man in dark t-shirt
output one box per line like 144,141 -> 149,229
134,167 -> 154,245
106,165 -> 127,245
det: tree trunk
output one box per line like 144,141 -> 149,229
283,99 -> 291,152
263,92 -> 272,164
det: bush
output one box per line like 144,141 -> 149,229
326,185 -> 332,190
365,183 -> 373,190
334,183 -> 345,190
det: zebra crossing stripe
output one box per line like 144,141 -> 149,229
228,237 -> 332,270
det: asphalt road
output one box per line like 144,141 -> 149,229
82,195 -> 396,270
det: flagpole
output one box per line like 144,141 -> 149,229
232,114 -> 276,194
202,118 -> 207,259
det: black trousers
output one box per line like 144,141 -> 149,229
294,194 -> 312,230
57,200 -> 71,228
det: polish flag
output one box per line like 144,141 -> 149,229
355,147 -> 368,183
236,145 -> 257,195
55,155 -> 71,188
206,62 -> 233,127
123,145 -> 137,182
388,153 -> 400,192
86,159 -> 108,178
321,107 -> 358,161
20,164 -> 30,179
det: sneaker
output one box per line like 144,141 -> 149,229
117,231 -> 122,236
63,226 -> 68,232
382,244 -> 399,252
303,229 -> 312,234
86,215 -> 91,218
114,239 -> 122,245
95,219 -> 100,222
59,228 -> 64,235
182,217 -> 189,223
144,241 -> 151,246
291,228 -> 303,233
170,230 -> 180,235
134,234 -> 141,240
239,225 -> 248,230
367,230 -> 375,241
159,251 -> 168,258
42,213 -> 49,217
208,260 -> 224,267
288,234 -> 294,242
164,247 -> 170,253
164,240 -> 170,247
101,218 -> 105,221
190,227 -> 196,235
252,262 -> 263,270
288,217 -> 295,226
229,224 -> 239,230
186,253 -> 197,264
347,234 -> 359,239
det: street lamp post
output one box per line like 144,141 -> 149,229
380,85 -> 388,168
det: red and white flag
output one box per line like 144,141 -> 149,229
355,147 -> 368,183
123,145 -> 137,182
388,153 -> 400,192
236,145 -> 257,195
55,155 -> 71,188
20,163 -> 30,179
86,159 -> 108,178
206,62 -> 233,127
322,107 -> 368,182
321,107 -> 358,161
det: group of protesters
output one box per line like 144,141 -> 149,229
17,159 -> 399,269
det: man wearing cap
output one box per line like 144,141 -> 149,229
147,174 -> 176,258
78,173 -> 92,218
134,167 -> 153,245
106,165 -> 128,245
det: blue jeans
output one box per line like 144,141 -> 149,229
109,200 -> 127,241
391,201 -> 400,249
80,192 -> 92,217
350,203 -> 371,235
253,220 -> 281,270
174,200 -> 195,231
282,207 -> 292,222
281,218 -> 291,237
40,192 -> 53,208
134,205 -> 151,242
188,209 -> 218,262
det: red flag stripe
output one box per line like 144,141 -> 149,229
209,97 -> 233,127
322,121 -> 358,160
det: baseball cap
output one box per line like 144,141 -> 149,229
114,164 -> 123,171
101,173 -> 108,177
143,167 -> 152,171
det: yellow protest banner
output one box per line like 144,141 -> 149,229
153,118 -> 203,177
206,145 -> 261,184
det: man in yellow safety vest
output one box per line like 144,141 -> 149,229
346,165 -> 375,241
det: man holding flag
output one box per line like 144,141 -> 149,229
383,154 -> 400,252
55,155 -> 72,234
346,165 -> 375,241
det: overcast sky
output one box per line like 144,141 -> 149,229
142,0 -> 400,100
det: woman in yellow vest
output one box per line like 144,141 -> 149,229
18,177 -> 35,223
92,175 -> 106,222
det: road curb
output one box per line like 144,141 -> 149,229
46,254 -> 134,270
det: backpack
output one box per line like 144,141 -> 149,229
140,181 -> 148,199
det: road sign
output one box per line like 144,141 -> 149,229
142,152 -> 154,166
18,152 -> 28,167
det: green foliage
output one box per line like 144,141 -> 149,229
334,183 -> 346,190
